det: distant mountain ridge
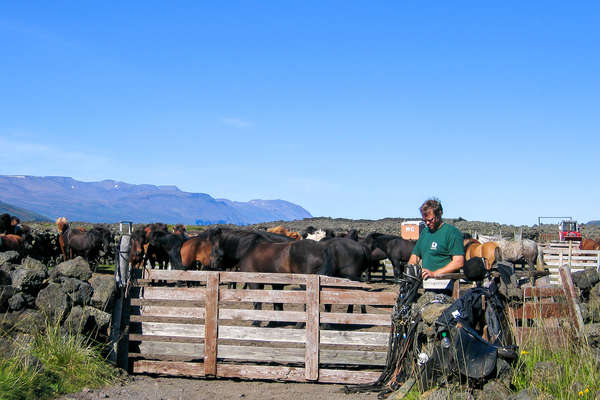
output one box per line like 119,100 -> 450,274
0,175 -> 312,224
0,200 -> 51,222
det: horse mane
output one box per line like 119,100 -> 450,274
56,217 -> 69,233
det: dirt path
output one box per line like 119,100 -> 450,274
58,375 -> 378,400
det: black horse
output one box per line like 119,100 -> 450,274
363,233 -> 416,282
64,225 -> 113,268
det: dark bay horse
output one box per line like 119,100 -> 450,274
63,225 -> 113,268
236,238 -> 335,325
363,233 -> 416,281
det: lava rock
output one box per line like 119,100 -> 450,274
50,257 -> 92,282
35,283 -> 71,323
90,275 -> 117,311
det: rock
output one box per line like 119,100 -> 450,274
21,257 -> 48,274
84,306 -> 111,334
50,257 -> 92,281
507,388 -> 541,400
572,269 -> 600,291
0,269 -> 10,285
8,293 -> 26,311
0,251 -> 20,266
60,277 -> 93,306
451,392 -> 474,400
90,275 -> 117,311
35,283 -> 71,323
13,309 -> 46,334
0,286 -> 16,312
10,267 -> 47,293
476,380 -> 511,400
21,293 -> 36,308
495,358 -> 513,388
64,306 -> 111,335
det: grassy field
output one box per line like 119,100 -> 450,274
0,321 -> 120,400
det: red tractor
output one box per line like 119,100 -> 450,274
559,220 -> 582,241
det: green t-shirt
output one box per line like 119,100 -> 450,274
411,223 -> 464,271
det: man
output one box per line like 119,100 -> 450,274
408,198 -> 464,292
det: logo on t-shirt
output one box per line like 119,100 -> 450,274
430,242 -> 438,251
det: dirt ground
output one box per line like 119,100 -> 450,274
58,375 -> 378,400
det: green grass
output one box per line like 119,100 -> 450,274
0,321 -> 119,400
512,336 -> 599,399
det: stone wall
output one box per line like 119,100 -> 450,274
0,251 -> 117,351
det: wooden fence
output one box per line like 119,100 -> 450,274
124,270 -> 396,384
506,266 -> 584,348
541,244 -> 600,285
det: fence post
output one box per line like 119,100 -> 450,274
559,266 -> 584,337
205,272 -> 220,376
305,274 -> 320,381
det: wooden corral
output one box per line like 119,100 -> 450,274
506,266 -> 584,348
124,270 -> 397,384
541,242 -> 600,285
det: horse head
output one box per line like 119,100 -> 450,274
207,228 -> 224,269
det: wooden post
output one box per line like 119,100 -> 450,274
204,272 -> 219,376
452,280 -> 460,299
305,275 -> 320,381
568,240 -> 573,269
559,266 -> 584,337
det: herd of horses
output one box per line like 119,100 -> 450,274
0,216 -> 591,284
124,223 -> 547,285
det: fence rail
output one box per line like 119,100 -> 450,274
541,247 -> 600,285
125,270 -> 396,384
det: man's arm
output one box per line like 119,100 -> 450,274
421,255 -> 464,279
408,253 -> 420,265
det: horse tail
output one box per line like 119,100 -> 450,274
318,246 -> 335,277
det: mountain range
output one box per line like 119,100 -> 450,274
0,175 -> 312,225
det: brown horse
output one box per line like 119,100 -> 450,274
180,228 -> 224,270
464,239 -> 500,270
580,238 -> 600,250
56,217 -> 86,260
267,225 -> 302,240
0,234 -> 24,252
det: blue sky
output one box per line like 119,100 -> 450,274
1,2 -> 598,225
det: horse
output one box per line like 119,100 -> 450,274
142,224 -> 170,269
180,228 -> 224,270
0,234 -> 24,252
235,239 -> 335,325
173,224 -> 190,240
497,239 -> 538,268
363,232 -> 416,281
210,228 -> 294,273
56,217 -> 86,261
64,225 -> 113,268
306,229 -> 327,241
0,214 -> 12,234
267,225 -> 302,240
464,240 -> 500,270
148,229 -> 184,270
580,238 -> 600,250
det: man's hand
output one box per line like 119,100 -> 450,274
421,268 -> 437,280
